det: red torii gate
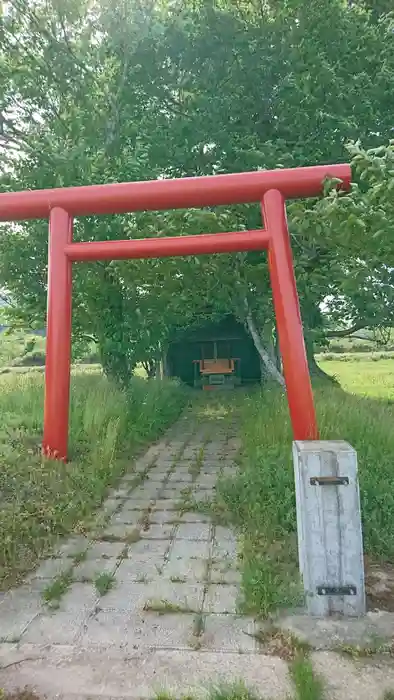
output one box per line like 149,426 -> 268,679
0,164 -> 351,460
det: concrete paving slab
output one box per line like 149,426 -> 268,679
153,498 -> 178,511
22,609 -> 87,644
131,539 -> 170,557
210,559 -> 241,585
278,610 -> 394,650
176,523 -> 211,541
56,582 -> 98,613
139,523 -> 175,540
312,651 -> 394,700
162,557 -> 209,583
204,584 -> 240,614
55,536 -> 92,558
110,509 -> 141,525
1,647 -> 292,699
202,614 -> 259,653
161,488 -> 184,499
170,538 -> 211,560
95,580 -> 150,612
213,538 -> 237,558
116,555 -> 164,582
149,510 -> 179,525
102,523 -> 141,540
28,557 -> 73,580
179,511 -> 212,523
0,410 -> 304,699
72,558 -> 118,581
81,609 -> 196,650
85,540 -> 125,560
142,581 -> 205,614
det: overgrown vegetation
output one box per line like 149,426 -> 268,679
290,655 -> 325,700
0,373 -> 186,590
209,363 -> 394,617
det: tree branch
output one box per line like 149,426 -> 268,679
325,322 -> 366,338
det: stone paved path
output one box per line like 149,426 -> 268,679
1,404 -> 394,699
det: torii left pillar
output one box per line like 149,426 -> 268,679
42,207 -> 73,461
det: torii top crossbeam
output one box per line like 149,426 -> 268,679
0,164 -> 350,221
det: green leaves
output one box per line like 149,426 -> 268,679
1,0 -> 394,375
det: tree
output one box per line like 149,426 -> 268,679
1,0 -> 394,385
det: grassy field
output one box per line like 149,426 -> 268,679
319,355 -> 394,399
211,357 -> 394,617
0,371 -> 186,590
0,330 -> 46,369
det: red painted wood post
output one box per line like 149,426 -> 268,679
263,189 -> 318,440
42,207 -> 73,461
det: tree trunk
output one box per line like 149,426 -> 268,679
142,359 -> 157,379
304,333 -> 338,384
245,311 -> 285,387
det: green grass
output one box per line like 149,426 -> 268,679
153,683 -> 260,700
42,570 -> 73,608
94,571 -> 115,596
290,655 -> 325,700
0,373 -> 186,590
319,356 -> 394,399
0,330 -> 46,368
143,598 -> 194,614
207,359 -> 394,618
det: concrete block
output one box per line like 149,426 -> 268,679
149,510 -> 179,525
176,523 -> 211,541
29,557 -> 73,580
55,536 -> 92,558
179,512 -> 211,524
132,539 -> 170,557
145,472 -> 168,483
170,539 -> 211,561
59,582 -> 98,613
214,526 -> 237,543
23,610 -> 86,644
140,523 -> 175,540
0,647 -> 293,699
100,498 -> 120,514
162,557 -> 209,583
85,541 -> 125,560
109,486 -> 132,499
204,584 -> 239,614
202,614 -> 258,652
73,558 -> 118,581
0,587 -> 42,641
210,559 -> 241,585
132,485 -> 162,500
81,609 -> 196,650
122,498 -> 155,511
142,581 -> 205,614
212,538 -> 237,559
278,610 -> 394,650
116,555 -> 164,582
96,581 -> 149,612
161,488 -> 183,499
312,650 -> 394,700
293,440 -> 365,616
154,499 -> 178,511
110,509 -> 141,526
102,523 -> 141,540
